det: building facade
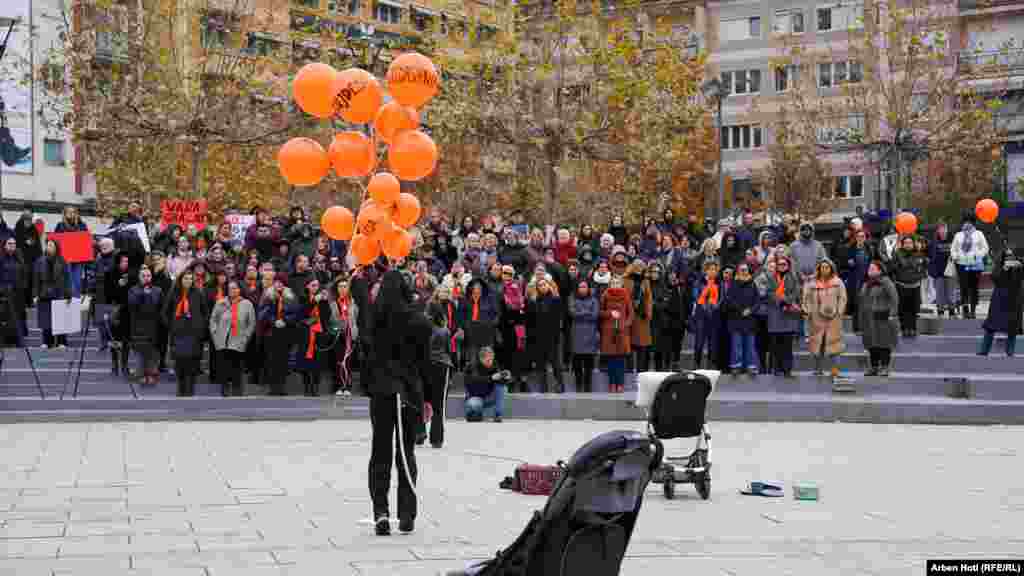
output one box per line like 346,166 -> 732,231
1,0 -> 98,228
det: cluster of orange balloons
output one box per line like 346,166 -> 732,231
277,52 -> 441,264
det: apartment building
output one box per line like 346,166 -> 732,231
706,0 -> 876,221
958,0 -> 1024,212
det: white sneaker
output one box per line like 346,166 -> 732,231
40,344 -> 48,350
57,345 -> 67,350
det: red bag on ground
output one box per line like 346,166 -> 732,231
514,463 -> 564,495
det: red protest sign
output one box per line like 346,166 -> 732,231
48,231 -> 94,263
161,199 -> 208,228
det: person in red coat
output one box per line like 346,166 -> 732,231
599,277 -> 633,393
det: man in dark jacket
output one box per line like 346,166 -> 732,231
463,346 -> 508,422
351,267 -> 432,537
498,229 -> 530,277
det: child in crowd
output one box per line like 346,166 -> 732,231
464,347 -> 508,422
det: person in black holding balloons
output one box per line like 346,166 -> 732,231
351,259 -> 432,537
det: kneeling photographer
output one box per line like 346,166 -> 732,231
464,347 -> 508,423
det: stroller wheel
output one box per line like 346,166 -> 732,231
696,471 -> 711,500
663,477 -> 676,500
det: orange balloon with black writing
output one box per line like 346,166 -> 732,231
278,137 -> 330,186
386,52 -> 439,109
328,131 -> 376,178
292,62 -> 338,119
976,198 -> 999,224
332,68 -> 383,125
368,172 -> 401,207
321,206 -> 355,241
374,101 -> 419,144
350,233 -> 381,265
356,200 -> 390,240
381,225 -> 413,260
389,130 -> 437,182
894,212 -> 918,235
392,192 -> 422,228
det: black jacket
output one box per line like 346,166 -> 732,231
33,254 -> 67,303
352,270 -> 432,408
127,284 -> 163,342
162,287 -> 208,358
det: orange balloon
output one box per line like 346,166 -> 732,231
374,101 -> 419,144
292,62 -> 338,119
328,131 -> 376,178
392,192 -> 422,228
356,200 -> 390,239
382,226 -> 413,260
386,52 -> 439,109
332,68 -> 383,125
321,206 -> 355,241
350,233 -> 381,265
368,172 -> 401,207
894,212 -> 918,235
278,137 -> 330,187
389,130 -> 437,182
976,198 -> 999,224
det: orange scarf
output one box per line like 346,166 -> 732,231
216,286 -> 225,302
447,301 -> 456,353
175,288 -> 190,319
775,273 -> 787,301
247,280 -> 258,295
472,297 -> 480,321
230,296 -> 241,336
306,295 -> 322,359
815,275 -> 835,290
697,280 -> 718,306
276,292 -> 284,321
195,275 -> 206,290
453,284 -> 462,299
336,295 -> 349,320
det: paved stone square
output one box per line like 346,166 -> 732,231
1,419 -> 1022,575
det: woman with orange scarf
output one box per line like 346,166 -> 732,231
329,276 -> 358,396
296,277 -> 335,396
257,273 -> 299,396
762,255 -> 802,378
162,270 -> 207,396
690,260 -> 722,370
209,280 -> 256,396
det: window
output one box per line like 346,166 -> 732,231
835,175 -> 865,198
775,64 -> 799,92
721,124 -> 763,150
375,2 -> 402,23
201,15 -> 230,48
244,33 -> 282,56
818,114 -> 865,144
412,8 -> 433,31
720,16 -> 761,43
44,139 -> 66,166
819,60 -> 862,87
294,0 -> 319,8
774,9 -> 804,34
349,0 -> 360,15
721,69 -> 761,96
816,3 -> 864,32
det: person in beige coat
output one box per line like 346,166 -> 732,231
209,280 -> 256,396
802,258 -> 848,377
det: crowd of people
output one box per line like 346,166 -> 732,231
0,200 -> 1020,413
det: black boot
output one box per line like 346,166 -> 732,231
111,347 -> 120,375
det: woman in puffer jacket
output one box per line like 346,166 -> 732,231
889,235 -> 928,338
950,212 -> 989,319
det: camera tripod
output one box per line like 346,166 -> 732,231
0,347 -> 46,399
61,300 -> 137,399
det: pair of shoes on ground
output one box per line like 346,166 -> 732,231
865,367 -> 890,377
464,415 -> 502,423
375,516 -> 414,536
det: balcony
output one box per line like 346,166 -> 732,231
957,48 -> 1024,76
959,0 -> 1024,13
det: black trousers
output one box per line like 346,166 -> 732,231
156,326 -> 169,370
218,349 -> 245,396
426,363 -> 447,445
42,329 -> 67,347
957,267 -> 981,311
897,286 -> 920,333
368,393 -> 418,523
756,319 -> 770,372
868,347 -> 892,367
633,346 -> 651,373
572,354 -> 595,392
533,343 -> 563,392
771,333 -> 796,374
175,356 -> 200,396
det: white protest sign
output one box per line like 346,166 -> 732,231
225,214 -> 255,244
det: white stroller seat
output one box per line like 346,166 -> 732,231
635,370 -> 720,408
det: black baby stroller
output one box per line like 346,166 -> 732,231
446,430 -> 663,576
635,370 -> 718,500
